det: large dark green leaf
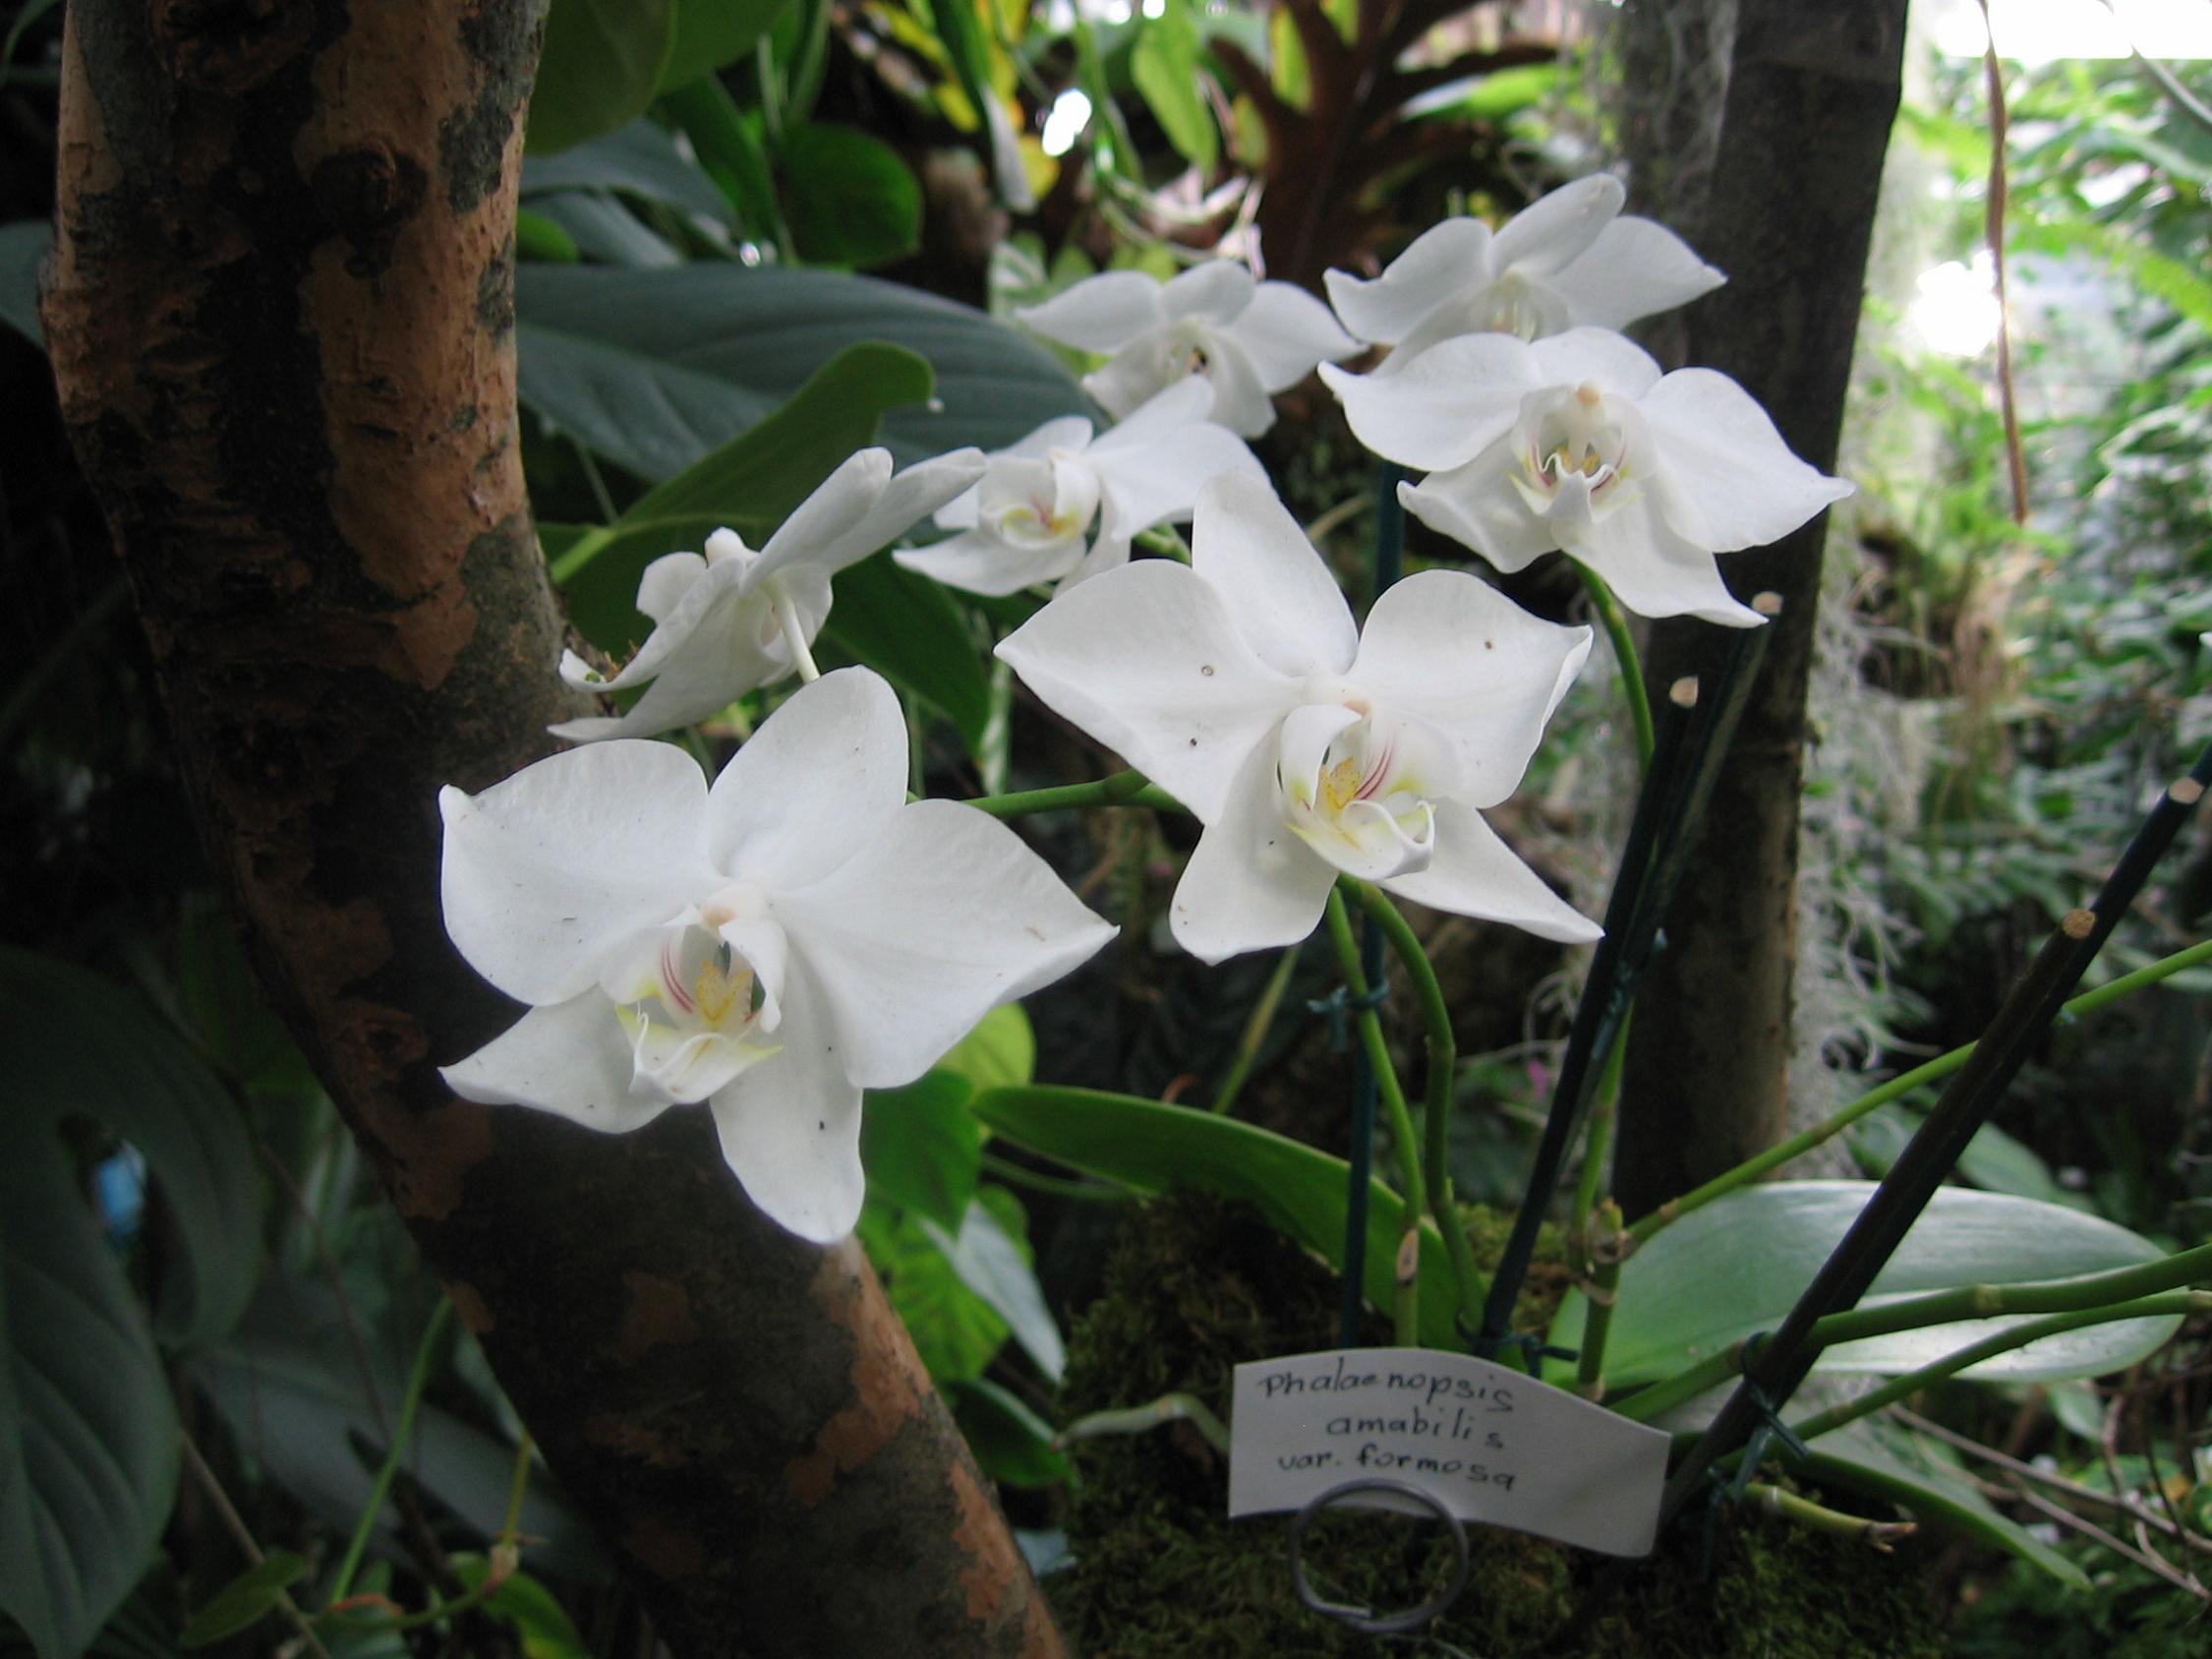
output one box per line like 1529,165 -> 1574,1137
516,264 -> 1089,479
551,340 -> 931,651
1550,1182 -> 2179,1389
521,120 -> 736,226
861,1070 -> 984,1233
657,0 -> 792,92
780,123 -> 922,268
0,219 -> 45,351
527,0 -> 676,156
856,1202 -> 1008,1383
970,1086 -> 1462,1349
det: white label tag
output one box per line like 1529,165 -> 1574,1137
1227,1346 -> 1669,1558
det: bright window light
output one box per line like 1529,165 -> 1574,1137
1924,0 -> 2212,62
1910,258 -> 2003,357
1041,89 -> 1094,158
1142,0 -> 1167,16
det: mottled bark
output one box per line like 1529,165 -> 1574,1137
42,4 -> 1059,1653
1614,0 -> 1906,1218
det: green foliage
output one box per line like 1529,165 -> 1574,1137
178,1555 -> 304,1650
528,0 -> 677,155
779,123 -> 922,267
1130,0 -> 1217,173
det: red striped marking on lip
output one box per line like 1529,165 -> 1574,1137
659,936 -> 697,1017
1352,734 -> 1397,803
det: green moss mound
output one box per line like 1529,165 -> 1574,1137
1049,1194 -> 1945,1658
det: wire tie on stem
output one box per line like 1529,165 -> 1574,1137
1286,1477 -> 1471,1636
1459,1316 -> 1579,1367
1308,978 -> 1390,1052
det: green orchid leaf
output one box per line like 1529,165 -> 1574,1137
516,264 -> 1088,480
447,1556 -> 594,1659
1554,1182 -> 2179,1389
861,1070 -> 984,1234
814,553 -> 992,747
857,1200 -> 1008,1383
780,123 -> 923,268
522,119 -> 737,226
1130,0 -> 1217,172
657,0 -> 792,92
528,0 -> 677,156
947,1376 -> 1074,1488
969,1086 -> 1462,1349
936,1004 -> 1034,1095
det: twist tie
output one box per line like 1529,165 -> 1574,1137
1728,1333 -> 1809,1503
1463,1316 -> 1578,1367
1287,1477 -> 1470,1636
1308,979 -> 1390,1052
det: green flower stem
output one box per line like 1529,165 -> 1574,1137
1630,935 -> 2212,1248
1785,1291 -> 2211,1448
1573,1201 -> 1627,1400
180,1431 -> 336,1659
1572,1036 -> 1628,1230
964,768 -> 1184,818
1743,1482 -> 1916,1552
1134,525 -> 1193,563
1210,941 -> 1305,1116
1573,563 -> 1655,770
1325,886 -> 1424,1345
1615,1242 -> 2212,1425
327,1297 -> 455,1606
1349,879 -> 1491,1338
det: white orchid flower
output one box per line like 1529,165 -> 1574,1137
996,474 -> 1601,964
895,380 -> 1264,597
1015,262 -> 1359,438
441,668 -> 1113,1243
1325,175 -> 1724,370
552,445 -> 985,742
1322,327 -> 1851,627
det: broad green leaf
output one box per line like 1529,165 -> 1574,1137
551,341 -> 931,649
1130,0 -> 1218,172
515,208 -> 583,265
861,1070 -> 984,1232
522,194 -> 681,267
657,0 -> 792,92
658,77 -> 786,248
816,553 -> 992,746
935,1004 -> 1033,1094
780,123 -> 923,268
448,1557 -> 592,1659
1803,1417 -> 2088,1586
528,0 -> 677,156
179,1554 -> 305,1650
970,1086 -> 1462,1349
0,1154 -> 177,1659
947,1376 -> 1074,1488
1845,1104 -> 2076,1208
0,220 -> 45,350
925,1188 -> 1064,1382
522,119 -> 737,225
1552,1182 -> 2180,1389
516,264 -> 1089,478
857,1201 -> 1008,1382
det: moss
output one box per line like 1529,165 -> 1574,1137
1049,1195 -> 1945,1658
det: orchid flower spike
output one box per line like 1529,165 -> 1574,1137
996,474 -> 1601,964
1323,327 -> 1851,627
441,667 -> 1113,1242
552,445 -> 985,742
896,380 -> 1264,597
1016,262 -> 1358,438
1325,175 -> 1724,371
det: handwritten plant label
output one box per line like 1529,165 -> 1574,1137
1228,1347 -> 1669,1557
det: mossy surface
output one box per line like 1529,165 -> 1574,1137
1049,1195 -> 1946,1658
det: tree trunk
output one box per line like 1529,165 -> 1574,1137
42,4 -> 1060,1652
1614,0 -> 1907,1218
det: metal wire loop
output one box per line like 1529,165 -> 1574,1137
1285,1477 -> 1472,1637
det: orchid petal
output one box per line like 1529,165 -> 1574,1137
1168,740 -> 1337,964
707,667 -> 907,889
896,530 -> 1083,596
1560,494 -> 1766,627
1159,261 -> 1255,326
1380,803 -> 1601,944
775,799 -> 1114,1089
1525,326 -> 1666,398
996,559 -> 1296,820
1324,218 -> 1495,346
1549,216 -> 1725,330
1083,337 -> 1182,424
706,953 -> 866,1243
550,584 -> 784,742
1190,473 -> 1360,679
635,551 -> 709,622
440,742 -> 718,1004
1639,369 -> 1852,551
935,417 -> 1095,530
1397,448 -> 1562,573
1053,525 -> 1134,592
1490,175 -> 1624,276
1321,332 -> 1535,470
554,561 -> 750,697
1087,377 -> 1215,449
1351,569 -> 1592,807
1227,281 -> 1360,391
1192,333 -> 1277,437
763,447 -> 987,581
1017,271 -> 1168,351
1090,417 -> 1262,539
441,995 -> 671,1130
